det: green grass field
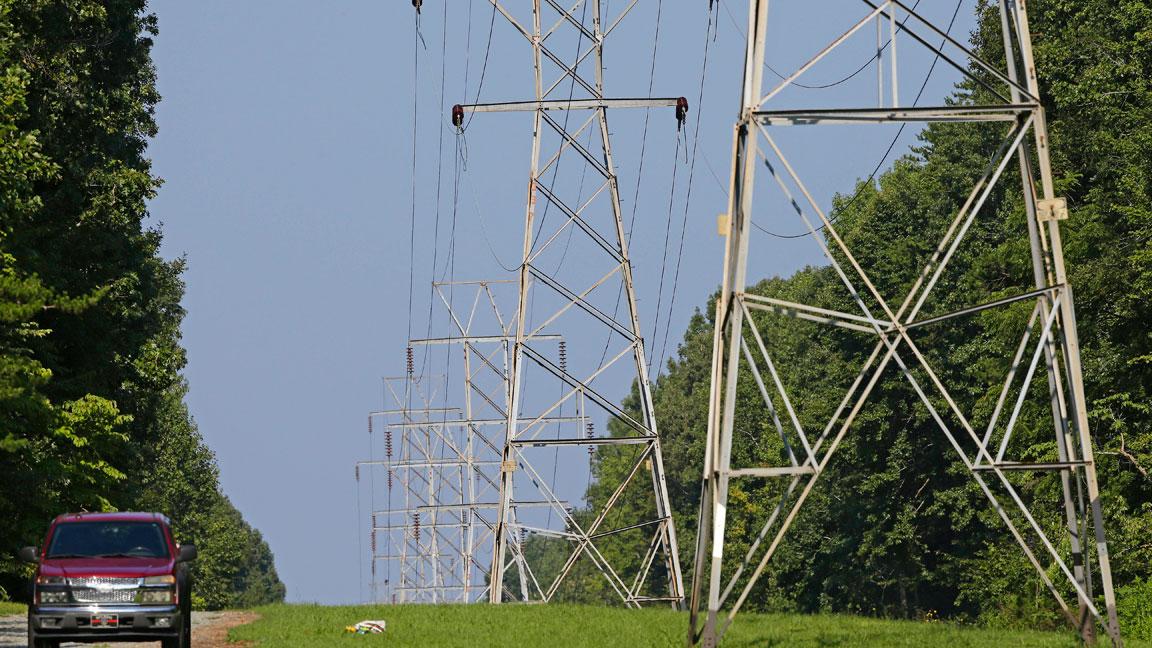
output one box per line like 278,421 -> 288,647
0,601 -> 25,616
229,603 -> 1148,647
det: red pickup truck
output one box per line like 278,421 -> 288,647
19,512 -> 197,648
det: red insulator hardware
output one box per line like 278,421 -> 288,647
385,428 -> 394,458
387,468 -> 394,490
370,529 -> 377,553
413,513 -> 421,544
451,104 -> 465,129
406,345 -> 415,376
558,340 -> 568,373
675,97 -> 689,130
412,0 -> 422,13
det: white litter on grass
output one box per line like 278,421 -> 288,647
348,620 -> 386,635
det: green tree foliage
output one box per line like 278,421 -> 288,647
0,0 -> 284,607
579,0 -> 1152,637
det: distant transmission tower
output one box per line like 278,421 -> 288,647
453,0 -> 687,606
410,279 -> 570,602
690,1 -> 1122,646
360,375 -> 471,603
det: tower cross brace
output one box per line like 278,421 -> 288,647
689,1 -> 1123,646
456,0 -> 687,607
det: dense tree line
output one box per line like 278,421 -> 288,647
579,0 -> 1152,638
0,0 -> 284,608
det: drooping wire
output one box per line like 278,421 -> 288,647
458,0 -> 515,274
467,171 -> 519,273
413,0 -> 428,49
640,0 -> 674,369
716,0 -> 924,91
627,0 -> 665,241
407,8 -> 422,389
434,5 -> 464,554
461,0 -> 498,132
421,0 -> 451,381
442,6 -> 471,561
652,4 -> 716,376
443,123 -> 463,284
648,135 -> 683,367
596,0 -> 671,369
751,0 -> 964,240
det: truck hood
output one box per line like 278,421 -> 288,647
39,557 -> 175,579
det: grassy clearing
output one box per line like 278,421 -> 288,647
0,601 -> 26,615
229,603 -> 1147,647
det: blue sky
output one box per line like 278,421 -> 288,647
146,0 -> 978,604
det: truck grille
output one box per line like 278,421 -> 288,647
67,577 -> 139,588
72,588 -> 138,603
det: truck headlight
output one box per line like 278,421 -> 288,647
36,576 -> 65,585
38,591 -> 68,604
143,575 -> 176,585
139,589 -> 175,604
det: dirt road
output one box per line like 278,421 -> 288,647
0,611 -> 257,648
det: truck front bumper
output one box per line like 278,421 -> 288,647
30,604 -> 183,641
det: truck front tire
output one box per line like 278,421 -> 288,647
161,580 -> 192,648
161,623 -> 190,648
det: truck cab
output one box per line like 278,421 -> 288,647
19,512 -> 196,648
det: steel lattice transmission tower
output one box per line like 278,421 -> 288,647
411,279 -> 572,602
689,1 -> 1123,646
360,282 -> 574,604
453,0 -> 686,606
359,375 -> 471,604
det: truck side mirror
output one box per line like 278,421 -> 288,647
176,544 -> 198,563
17,546 -> 39,563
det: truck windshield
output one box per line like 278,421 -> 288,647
46,521 -> 170,559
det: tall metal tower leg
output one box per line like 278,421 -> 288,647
590,0 -> 685,605
690,2 -> 770,644
490,70 -> 538,598
1008,2 -> 1121,642
487,0 -> 543,598
997,1 -> 1090,633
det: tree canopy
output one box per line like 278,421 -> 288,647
0,0 -> 283,608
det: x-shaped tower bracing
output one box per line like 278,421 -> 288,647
411,280 -> 576,602
360,376 -> 464,603
690,1 -> 1122,646
360,375 -> 475,604
455,0 -> 686,606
